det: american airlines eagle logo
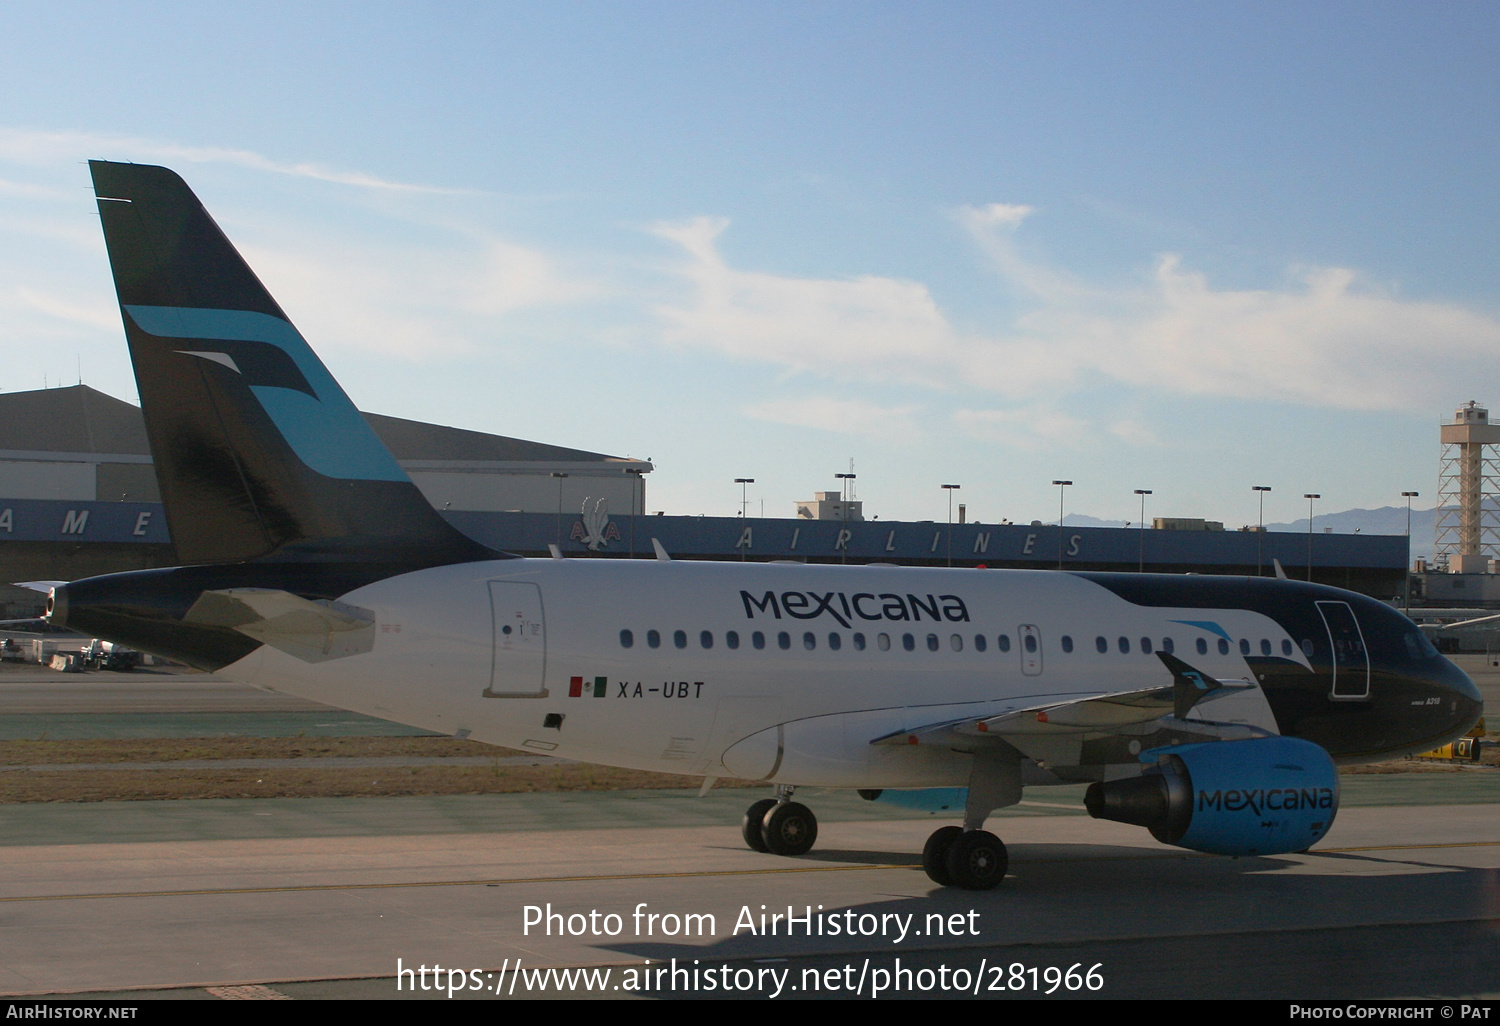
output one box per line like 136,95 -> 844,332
570,498 -> 620,551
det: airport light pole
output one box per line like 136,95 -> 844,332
1134,489 -> 1152,573
1303,493 -> 1320,582
735,478 -> 755,561
626,468 -> 644,558
552,473 -> 569,550
837,473 -> 856,564
1402,491 -> 1419,614
1053,480 -> 1072,570
1253,486 -> 1272,576
942,484 -> 960,567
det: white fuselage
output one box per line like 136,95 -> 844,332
219,560 -> 1300,788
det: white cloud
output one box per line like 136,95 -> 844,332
743,396 -> 919,437
952,405 -> 1091,448
11,287 -> 118,331
0,134 -> 601,379
650,204 -> 1500,415
0,128 -> 465,193
1107,418 -> 1162,447
242,233 -> 596,361
650,217 -> 962,388
958,209 -> 1500,411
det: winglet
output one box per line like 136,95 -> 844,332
652,538 -> 671,561
1157,651 -> 1224,719
1273,558 -> 1288,580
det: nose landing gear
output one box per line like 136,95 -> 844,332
740,785 -> 818,856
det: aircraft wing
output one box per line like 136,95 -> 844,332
871,652 -> 1274,767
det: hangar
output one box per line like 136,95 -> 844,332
0,385 -> 648,614
0,385 -> 1406,617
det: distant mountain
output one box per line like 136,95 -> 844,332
1265,506 -> 1437,561
1036,506 -> 1441,561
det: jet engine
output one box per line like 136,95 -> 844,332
1084,736 -> 1338,856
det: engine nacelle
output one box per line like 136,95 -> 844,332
1084,736 -> 1338,856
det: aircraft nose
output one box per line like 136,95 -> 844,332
1434,657 -> 1484,739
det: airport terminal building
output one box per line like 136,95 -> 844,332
0,385 -> 1407,616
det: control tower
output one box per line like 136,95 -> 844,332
1436,400 -> 1500,572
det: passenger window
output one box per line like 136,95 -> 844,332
903,634 -> 916,652
777,631 -> 791,650
1281,639 -> 1293,657
1095,636 -> 1108,654
877,633 -> 891,651
1260,639 -> 1272,656
726,631 -> 740,650
1140,637 -> 1153,655
853,632 -> 866,651
1161,637 -> 1174,654
1061,635 -> 1073,653
700,630 -> 713,649
974,634 -> 987,653
647,629 -> 661,649
1239,638 -> 1250,656
803,632 -> 816,651
950,634 -> 963,652
674,630 -> 687,649
828,632 -> 842,651
1024,634 -> 1037,653
1195,637 -> 1207,655
926,633 -> 939,652
1301,638 -> 1315,658
752,631 -> 766,650
620,629 -> 634,649
1118,636 -> 1130,654
1217,638 -> 1230,655
997,634 -> 1011,652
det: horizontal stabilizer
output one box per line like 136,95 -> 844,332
184,588 -> 375,663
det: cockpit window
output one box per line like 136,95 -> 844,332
1404,630 -> 1439,660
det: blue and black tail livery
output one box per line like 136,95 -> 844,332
89,160 -> 495,567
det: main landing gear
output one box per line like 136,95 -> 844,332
921,825 -> 1008,890
919,753 -> 1021,890
741,784 -> 818,856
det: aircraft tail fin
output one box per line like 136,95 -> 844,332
88,160 -> 496,567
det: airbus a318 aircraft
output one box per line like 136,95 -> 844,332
47,162 -> 1482,889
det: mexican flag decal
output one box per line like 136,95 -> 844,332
569,675 -> 608,698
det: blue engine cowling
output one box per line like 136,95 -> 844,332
1084,736 -> 1339,856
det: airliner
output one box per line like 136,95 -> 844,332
45,161 -> 1482,890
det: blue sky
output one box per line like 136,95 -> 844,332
2,2 -> 1497,532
